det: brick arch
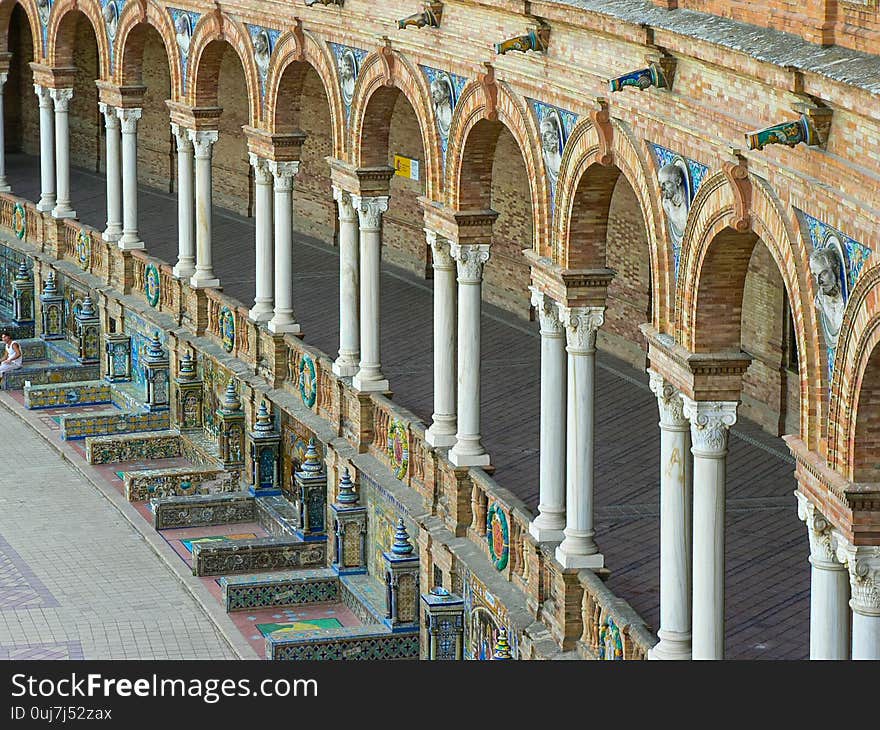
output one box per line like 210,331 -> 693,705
676,171 -> 821,446
827,264 -> 880,477
0,0 -> 42,58
113,0 -> 180,98
445,79 -> 549,254
264,30 -> 344,159
348,48 -> 440,201
553,117 -> 668,330
187,10 -> 260,126
47,0 -> 110,79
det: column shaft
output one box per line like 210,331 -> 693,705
117,108 -> 143,249
100,103 -> 122,242
34,85 -> 56,212
332,187 -> 360,376
189,130 -> 219,288
0,73 -> 10,192
171,124 -> 195,278
249,154 -> 274,322
267,161 -> 300,334
425,231 -> 457,448
50,88 -> 75,219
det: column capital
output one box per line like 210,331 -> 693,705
426,229 -> 454,271
529,288 -> 564,337
333,185 -> 357,222
48,87 -> 74,110
170,122 -> 191,151
34,84 -> 52,106
795,492 -> 843,570
557,304 -> 603,354
268,160 -> 300,191
188,129 -> 219,158
0,71 -> 7,87
835,540 -> 880,617
450,243 -> 490,283
116,107 -> 142,133
99,102 -> 119,129
352,195 -> 390,231
648,369 -> 688,428
249,153 -> 273,185
681,397 -> 737,456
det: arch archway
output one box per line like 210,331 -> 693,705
3,3 -> 39,165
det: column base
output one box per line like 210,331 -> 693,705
528,520 -> 565,544
36,197 -> 56,213
249,304 -> 274,323
555,544 -> 604,570
102,228 -> 123,243
190,274 -> 221,289
51,206 -> 77,220
448,444 -> 491,468
0,182 -> 11,193
425,423 -> 457,449
648,631 -> 692,660
352,371 -> 390,393
268,319 -> 302,335
172,262 -> 196,279
332,356 -> 360,378
117,234 -> 144,251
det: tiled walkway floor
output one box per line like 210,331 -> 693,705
0,412 -> 236,659
5,153 -> 809,658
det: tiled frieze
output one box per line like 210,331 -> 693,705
59,409 -> 170,441
151,493 -> 256,530
266,625 -> 419,661
191,537 -> 327,577
123,466 -> 236,502
24,381 -> 111,409
85,431 -> 181,464
221,568 -> 339,612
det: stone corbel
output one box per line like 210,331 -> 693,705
478,62 -> 498,121
721,147 -> 751,233
378,37 -> 395,87
589,97 -> 613,167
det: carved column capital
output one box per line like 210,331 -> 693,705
249,153 -> 272,185
557,305 -> 604,354
34,84 -> 52,107
529,287 -> 563,337
332,185 -> 357,222
170,122 -> 191,152
450,243 -> 490,284
795,492 -> 842,569
99,102 -> 119,129
681,398 -> 738,456
425,229 -> 454,271
268,160 -> 300,192
49,87 -> 74,111
116,107 -> 142,132
835,539 -> 880,617
648,369 -> 687,429
187,129 -> 219,159
351,195 -> 390,231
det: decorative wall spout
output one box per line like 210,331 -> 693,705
745,114 -> 821,150
609,62 -> 669,92
304,0 -> 343,6
398,2 -> 442,29
494,25 -> 550,55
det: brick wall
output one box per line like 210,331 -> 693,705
213,51 -> 251,217
69,21 -> 100,173
5,6 -> 38,155
136,29 -> 173,192
853,347 -> 880,481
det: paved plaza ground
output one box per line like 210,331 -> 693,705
4,153 -> 810,658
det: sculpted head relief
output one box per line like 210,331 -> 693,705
103,2 -> 118,41
338,49 -> 358,107
809,245 -> 846,349
254,29 -> 271,79
175,14 -> 192,58
430,74 -> 454,138
37,0 -> 51,26
658,161 -> 690,246
540,109 -> 564,185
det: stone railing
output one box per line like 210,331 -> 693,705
578,569 -> 655,660
205,289 -> 255,367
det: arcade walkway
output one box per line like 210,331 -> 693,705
6,153 -> 808,659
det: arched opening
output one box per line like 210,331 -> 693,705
853,345 -> 880,481
4,4 -> 37,159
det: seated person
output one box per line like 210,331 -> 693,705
0,330 -> 23,382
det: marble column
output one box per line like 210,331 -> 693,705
796,493 -> 849,660
188,129 -> 220,289
332,186 -> 360,377
681,397 -> 737,660
0,73 -> 10,192
448,243 -> 490,468
99,103 -> 122,242
528,289 -> 566,542
116,107 -> 143,249
351,195 -> 390,393
647,371 -> 692,660
836,541 -> 880,660
249,154 -> 274,323
267,161 -> 300,335
425,230 -> 457,449
554,305 -> 604,569
49,87 -> 75,219
171,123 -> 195,279
34,85 -> 56,212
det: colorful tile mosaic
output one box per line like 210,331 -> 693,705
527,98 -> 578,206
328,43 -> 368,122
11,203 -> 26,240
86,431 -> 181,464
144,263 -> 160,307
267,626 -> 419,661
246,24 -> 281,106
76,228 -> 91,271
59,409 -> 171,441
298,354 -> 317,408
486,502 -> 510,571
124,466 -> 235,501
387,419 -> 409,480
257,618 -> 342,636
219,306 -> 235,353
191,537 -> 326,577
168,7 -> 201,92
420,66 -> 468,167
222,570 -> 339,612
24,381 -> 111,410
151,493 -> 255,530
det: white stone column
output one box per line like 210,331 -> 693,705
116,107 -> 143,249
681,397 -> 737,660
795,493 -> 849,660
425,230 -> 457,449
448,243 -> 491,468
49,87 -> 75,219
836,540 -> 880,660
188,129 -> 220,289
529,289 -> 566,542
34,85 -> 56,212
332,186 -> 360,377
267,160 -> 300,335
171,123 -> 195,279
249,154 -> 274,323
647,371 -> 692,660
99,103 -> 122,242
351,195 -> 390,393
554,305 -> 604,569
0,73 -> 10,192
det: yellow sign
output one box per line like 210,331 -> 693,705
394,155 -> 420,181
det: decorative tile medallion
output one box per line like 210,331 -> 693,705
486,502 -> 509,571
219,306 -> 235,353
298,354 -> 317,408
100,0 -> 124,63
420,66 -> 468,166
598,615 -> 623,660
169,7 -> 201,92
144,263 -> 160,308
246,24 -> 281,107
76,228 -> 91,271
527,99 -> 578,206
386,419 -> 409,480
328,43 -> 368,122
12,203 -> 27,240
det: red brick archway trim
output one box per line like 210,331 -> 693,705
47,0 -> 111,79
264,30 -> 345,160
676,171 -> 822,447
0,0 -> 42,59
348,47 -> 441,201
445,78 -> 549,255
113,0 -> 180,98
